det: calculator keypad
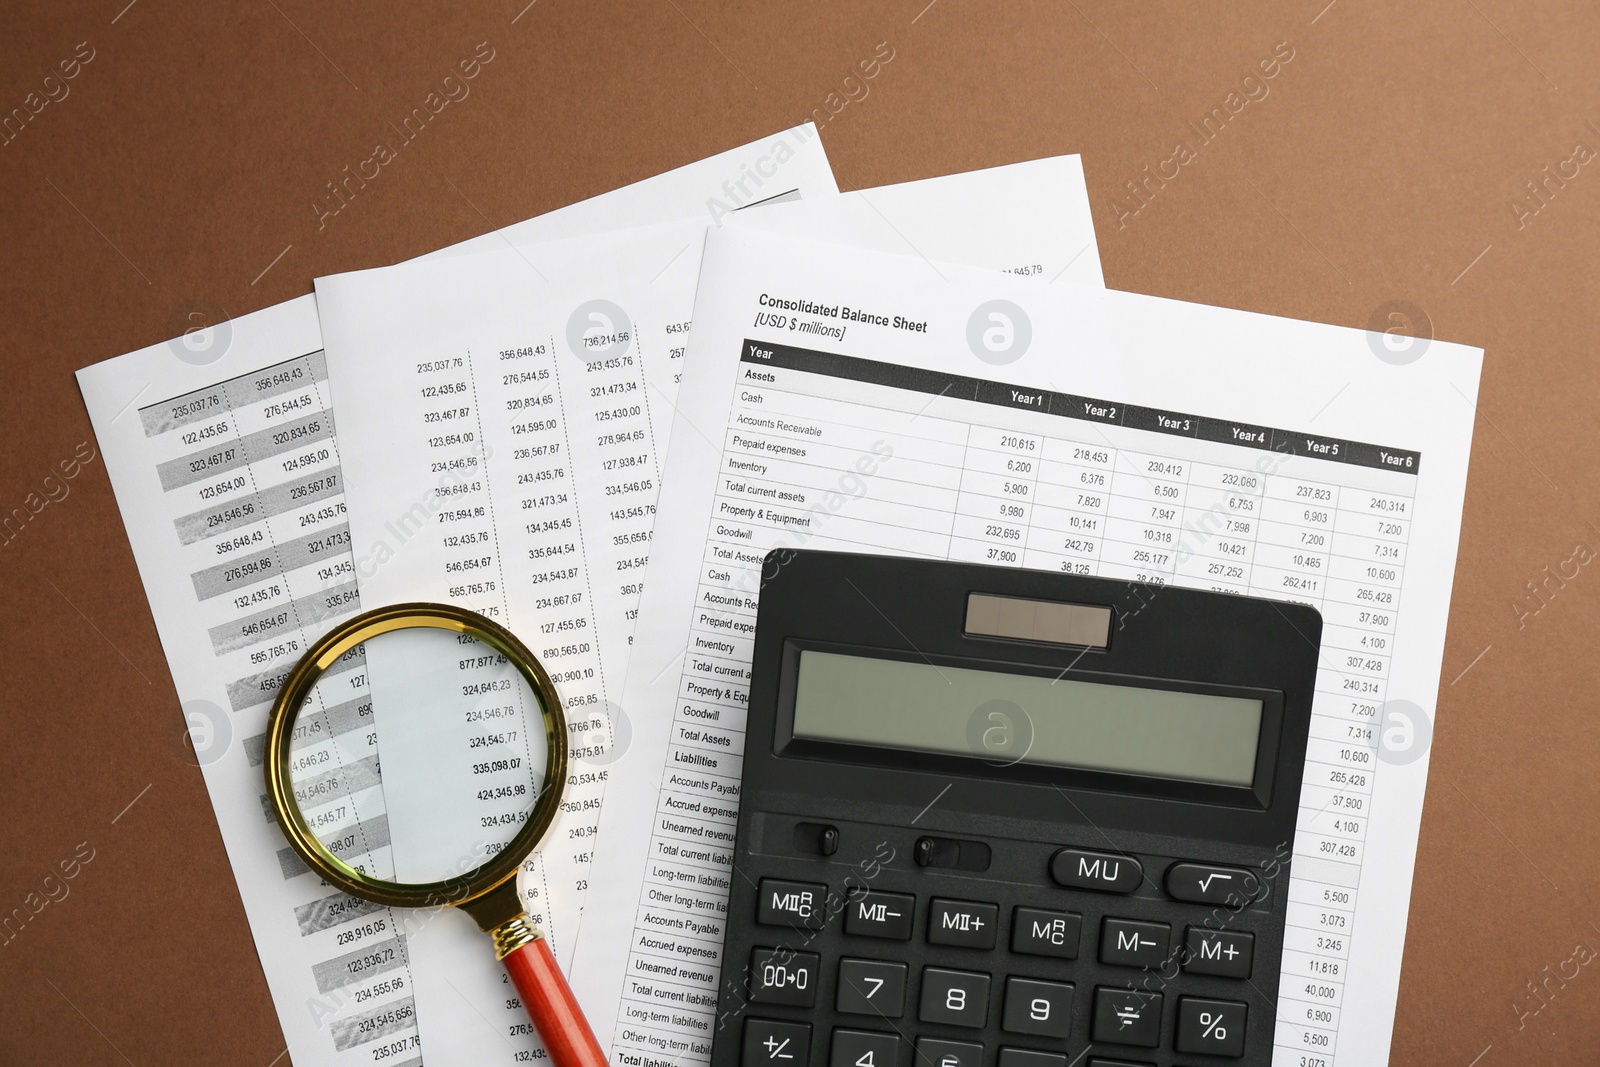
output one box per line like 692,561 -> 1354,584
730,841 -> 1276,1067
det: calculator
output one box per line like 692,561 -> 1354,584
709,551 -> 1321,1067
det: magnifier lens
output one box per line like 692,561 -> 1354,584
285,624 -> 550,886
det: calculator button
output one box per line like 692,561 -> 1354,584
1011,906 -> 1081,958
1175,996 -> 1247,1057
1182,927 -> 1254,978
758,878 -> 829,930
1000,976 -> 1073,1038
1164,862 -> 1262,906
1091,987 -> 1163,1047
831,1028 -> 902,1067
928,899 -> 998,949
996,1048 -> 1065,1067
1098,918 -> 1170,969
1049,848 -> 1142,893
918,967 -> 990,1028
749,948 -> 820,1007
743,1019 -> 812,1067
844,891 -> 915,939
837,958 -> 907,1018
914,1037 -> 983,1067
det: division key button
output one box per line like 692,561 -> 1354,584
758,878 -> 829,930
1164,862 -> 1263,906
1049,848 -> 1142,894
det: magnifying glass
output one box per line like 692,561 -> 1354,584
264,603 -> 606,1067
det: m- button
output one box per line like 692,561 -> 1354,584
1049,848 -> 1142,894
928,898 -> 999,949
1099,918 -> 1169,969
758,878 -> 828,931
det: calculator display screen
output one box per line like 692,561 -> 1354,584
792,650 -> 1263,786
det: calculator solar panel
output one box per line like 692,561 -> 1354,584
708,551 -> 1320,1067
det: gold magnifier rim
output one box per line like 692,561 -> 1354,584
264,602 -> 569,911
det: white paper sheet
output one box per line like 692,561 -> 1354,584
569,226 -> 1481,1067
73,124 -> 837,1067
314,154 -> 1104,1066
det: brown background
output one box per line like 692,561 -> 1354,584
1,0 -> 1595,1063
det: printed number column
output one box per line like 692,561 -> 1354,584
1279,480 -> 1412,1057
1102,451 -> 1190,585
1169,459 -> 1264,593
1252,468 -> 1348,1061
950,425 -> 1041,568
1027,434 -> 1112,575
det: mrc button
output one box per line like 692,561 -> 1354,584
758,878 -> 828,930
1049,848 -> 1141,894
1012,907 -> 1081,959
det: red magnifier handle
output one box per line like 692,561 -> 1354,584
502,937 -> 609,1067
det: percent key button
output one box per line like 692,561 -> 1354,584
1164,862 -> 1263,906
1176,996 -> 1246,1058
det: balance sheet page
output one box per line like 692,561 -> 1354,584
314,157 -> 1104,1066
72,126 -> 838,1067
571,227 -> 1482,1067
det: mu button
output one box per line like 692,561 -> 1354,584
1049,848 -> 1142,894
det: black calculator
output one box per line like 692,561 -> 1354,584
709,551 -> 1320,1067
